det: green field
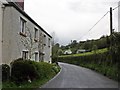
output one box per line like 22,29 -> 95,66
59,48 -> 108,57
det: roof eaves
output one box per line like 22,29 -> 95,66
4,2 -> 52,38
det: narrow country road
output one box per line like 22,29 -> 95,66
41,62 -> 118,88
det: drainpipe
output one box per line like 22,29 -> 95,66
0,3 -> 5,88
1,3 -> 5,65
2,3 -> 12,77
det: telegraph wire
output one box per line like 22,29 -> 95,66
80,3 -> 120,40
113,4 -> 120,11
79,11 -> 109,40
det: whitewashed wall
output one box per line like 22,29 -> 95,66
0,2 -> 3,64
2,6 -> 39,64
43,34 -> 52,63
2,5 -> 52,64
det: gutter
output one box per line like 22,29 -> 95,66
4,2 -> 52,38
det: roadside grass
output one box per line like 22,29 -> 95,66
2,62 -> 61,89
80,63 -> 118,81
2,73 -> 55,89
59,48 -> 108,57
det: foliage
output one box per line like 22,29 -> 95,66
2,64 -> 10,81
57,49 -> 63,56
11,59 -> 38,84
3,73 -> 56,89
3,59 -> 61,88
52,35 -> 111,57
52,63 -> 61,74
52,43 -> 60,57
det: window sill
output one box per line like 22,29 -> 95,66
43,44 -> 46,46
19,32 -> 27,37
39,52 -> 45,55
34,38 -> 38,42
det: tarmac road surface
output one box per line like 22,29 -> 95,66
41,62 -> 118,88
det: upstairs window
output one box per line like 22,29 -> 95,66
22,50 -> 29,60
34,28 -> 38,42
20,17 -> 26,36
48,38 -> 50,47
43,35 -> 46,46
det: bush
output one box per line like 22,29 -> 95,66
33,62 -> 55,79
2,64 -> 10,81
10,59 -> 59,84
2,58 -> 61,88
52,63 -> 60,74
11,59 -> 38,83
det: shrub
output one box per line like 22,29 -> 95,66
33,62 -> 54,79
52,63 -> 60,74
10,59 -> 59,84
2,64 -> 10,81
11,59 -> 38,83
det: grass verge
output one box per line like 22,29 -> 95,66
2,62 -> 61,90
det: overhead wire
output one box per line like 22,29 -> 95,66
79,3 -> 120,40
79,11 -> 109,40
113,4 -> 120,11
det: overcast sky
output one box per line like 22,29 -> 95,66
24,0 -> 119,45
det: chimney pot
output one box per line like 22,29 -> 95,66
16,0 -> 24,10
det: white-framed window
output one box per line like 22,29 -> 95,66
20,17 -> 26,36
48,38 -> 50,47
22,50 -> 29,60
34,28 -> 38,41
35,52 -> 39,61
43,34 -> 46,46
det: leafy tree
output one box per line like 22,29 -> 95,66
92,45 -> 98,54
57,49 -> 63,55
52,43 -> 60,57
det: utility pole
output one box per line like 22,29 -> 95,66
109,7 -> 114,64
110,7 -> 113,35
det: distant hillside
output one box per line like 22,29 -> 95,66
52,32 -> 120,56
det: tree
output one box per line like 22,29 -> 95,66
52,43 -> 60,57
92,45 -> 98,54
70,40 -> 78,48
57,49 -> 63,56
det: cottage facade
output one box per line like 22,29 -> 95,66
0,1 -> 52,64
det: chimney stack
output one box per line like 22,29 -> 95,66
15,0 -> 24,10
